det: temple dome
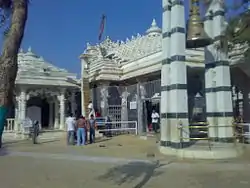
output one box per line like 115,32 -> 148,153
146,19 -> 162,36
16,47 -> 76,78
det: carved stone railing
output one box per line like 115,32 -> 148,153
4,118 -> 16,133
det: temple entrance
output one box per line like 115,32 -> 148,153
27,96 -> 50,129
143,98 -> 160,132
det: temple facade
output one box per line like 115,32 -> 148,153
6,47 -> 80,133
80,0 -> 250,157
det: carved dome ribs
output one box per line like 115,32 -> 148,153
17,47 -> 76,78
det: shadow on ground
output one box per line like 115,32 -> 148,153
97,160 -> 165,188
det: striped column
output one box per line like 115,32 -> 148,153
169,0 -> 189,148
204,3 -> 217,138
160,0 -> 171,147
212,0 -> 234,142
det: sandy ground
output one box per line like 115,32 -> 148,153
1,135 -> 250,188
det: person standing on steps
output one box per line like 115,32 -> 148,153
87,114 -> 97,144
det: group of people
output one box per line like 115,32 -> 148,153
65,113 -> 97,146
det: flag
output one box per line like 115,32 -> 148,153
98,14 -> 106,41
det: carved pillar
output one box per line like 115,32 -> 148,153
59,90 -> 65,130
80,57 -> 90,117
71,91 -> 76,116
121,88 -> 130,127
49,101 -> 54,128
137,82 -> 146,135
14,95 -> 20,132
54,98 -> 59,129
20,90 -> 27,120
100,83 -> 109,117
15,96 -> 19,120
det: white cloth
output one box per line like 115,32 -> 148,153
65,117 -> 76,131
88,103 -> 93,110
151,112 -> 159,123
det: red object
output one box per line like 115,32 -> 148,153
95,112 -> 101,117
148,124 -> 152,132
98,14 -> 106,41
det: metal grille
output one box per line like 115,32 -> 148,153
108,105 -> 121,122
91,79 -> 161,124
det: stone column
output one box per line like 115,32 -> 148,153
213,0 -> 233,142
120,88 -> 130,125
160,0 -> 171,147
168,0 -> 189,148
136,82 -> 147,135
49,101 -> 54,129
54,99 -> 59,129
80,57 -> 90,117
204,1 -> 217,139
71,91 -> 76,116
14,96 -> 20,132
100,83 -> 109,117
20,90 -> 27,120
59,90 -> 65,130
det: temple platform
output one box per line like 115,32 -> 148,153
3,130 -> 104,142
159,141 -> 244,160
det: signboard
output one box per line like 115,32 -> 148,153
129,101 -> 137,110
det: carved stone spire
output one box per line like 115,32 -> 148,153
146,19 -> 162,36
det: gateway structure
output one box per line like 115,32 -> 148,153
80,0 -> 249,158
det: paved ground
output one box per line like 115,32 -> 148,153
1,135 -> 250,188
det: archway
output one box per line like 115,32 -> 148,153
27,96 -> 50,129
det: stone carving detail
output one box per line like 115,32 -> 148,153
140,85 -> 147,99
120,89 -> 130,123
121,90 -> 130,106
28,88 -> 59,98
100,86 -> 109,116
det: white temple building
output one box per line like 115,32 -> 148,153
6,47 -> 80,133
80,0 -> 250,158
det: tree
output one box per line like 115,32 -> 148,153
224,2 -> 250,59
0,0 -> 28,148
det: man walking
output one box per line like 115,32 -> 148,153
65,113 -> 76,145
87,114 -> 97,144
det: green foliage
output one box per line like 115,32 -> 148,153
224,1 -> 250,58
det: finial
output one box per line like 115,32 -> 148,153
86,42 -> 91,49
28,46 -> 32,52
151,19 -> 157,27
19,48 -> 23,53
146,18 -> 162,35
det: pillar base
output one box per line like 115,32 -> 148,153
159,141 -> 244,159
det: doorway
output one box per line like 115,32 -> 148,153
143,99 -> 160,131
27,96 -> 50,129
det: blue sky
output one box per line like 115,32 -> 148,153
0,0 -> 240,77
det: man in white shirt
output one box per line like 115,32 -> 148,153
151,110 -> 160,133
65,113 -> 76,145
